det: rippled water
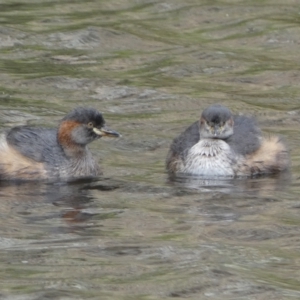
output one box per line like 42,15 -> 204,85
1,0 -> 300,299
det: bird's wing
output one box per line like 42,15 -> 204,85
227,115 -> 262,155
6,126 -> 59,163
169,121 -> 200,159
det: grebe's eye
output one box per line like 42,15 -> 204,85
87,122 -> 94,128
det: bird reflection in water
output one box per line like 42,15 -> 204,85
0,178 -> 121,233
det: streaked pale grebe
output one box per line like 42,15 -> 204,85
166,104 -> 289,177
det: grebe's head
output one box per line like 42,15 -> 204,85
58,107 -> 120,149
199,104 -> 234,139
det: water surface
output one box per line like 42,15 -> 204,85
0,0 -> 300,299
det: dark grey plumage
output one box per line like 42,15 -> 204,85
62,107 -> 105,127
226,115 -> 261,155
6,127 -> 65,165
201,104 -> 232,125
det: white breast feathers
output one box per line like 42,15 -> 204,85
180,139 -> 237,177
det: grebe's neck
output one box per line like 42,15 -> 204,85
57,121 -> 86,158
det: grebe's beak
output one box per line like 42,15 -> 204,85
212,125 -> 222,137
93,127 -> 121,138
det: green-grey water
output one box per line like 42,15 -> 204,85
0,0 -> 300,299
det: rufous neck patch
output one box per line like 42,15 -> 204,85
58,120 -> 85,157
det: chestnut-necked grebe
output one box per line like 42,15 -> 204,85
0,107 -> 120,181
166,104 -> 289,177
